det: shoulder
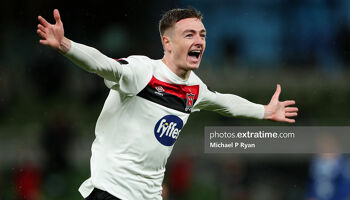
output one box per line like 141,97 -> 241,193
122,55 -> 154,65
116,55 -> 157,73
110,55 -> 156,95
114,55 -> 155,73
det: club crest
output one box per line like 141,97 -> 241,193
185,93 -> 195,112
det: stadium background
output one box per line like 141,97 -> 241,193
1,0 -> 350,199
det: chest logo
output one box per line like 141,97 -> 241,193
185,93 -> 195,112
154,115 -> 183,146
155,86 -> 165,96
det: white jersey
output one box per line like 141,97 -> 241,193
65,41 -> 264,200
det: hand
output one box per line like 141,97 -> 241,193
264,84 -> 298,123
37,9 -> 70,53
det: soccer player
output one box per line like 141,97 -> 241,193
37,8 -> 298,200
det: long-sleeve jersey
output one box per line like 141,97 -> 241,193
65,41 -> 265,200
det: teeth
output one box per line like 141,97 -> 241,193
188,50 -> 201,59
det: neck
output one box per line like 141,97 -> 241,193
162,56 -> 191,80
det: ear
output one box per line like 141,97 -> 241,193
162,35 -> 172,52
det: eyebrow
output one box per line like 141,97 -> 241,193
183,29 -> 207,34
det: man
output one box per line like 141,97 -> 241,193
37,8 -> 298,200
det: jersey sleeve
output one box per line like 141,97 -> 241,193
65,41 -> 152,95
193,81 -> 265,119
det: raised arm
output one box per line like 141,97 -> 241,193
36,9 -> 153,95
36,9 -> 125,82
37,9 -> 70,53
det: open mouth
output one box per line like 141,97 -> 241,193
188,50 -> 201,59
187,50 -> 201,64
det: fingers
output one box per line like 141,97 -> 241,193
271,84 -> 281,101
282,100 -> 295,107
285,105 -> 298,123
285,107 -> 298,112
39,40 -> 49,45
38,15 -> 50,27
284,118 -> 295,123
38,9 -> 62,27
37,29 -> 46,39
54,9 -> 62,25
285,112 -> 297,117
37,24 -> 46,33
37,16 -> 49,45
37,23 -> 47,40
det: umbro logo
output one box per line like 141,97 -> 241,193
155,86 -> 165,92
155,86 -> 165,96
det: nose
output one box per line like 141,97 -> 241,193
194,34 -> 204,47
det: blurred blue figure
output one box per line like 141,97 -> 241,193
306,154 -> 350,200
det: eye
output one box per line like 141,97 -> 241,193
185,34 -> 193,38
201,34 -> 206,38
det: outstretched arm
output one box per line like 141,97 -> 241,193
36,9 -> 126,83
194,83 -> 298,123
36,9 -> 152,95
263,84 -> 298,123
37,9 -> 71,53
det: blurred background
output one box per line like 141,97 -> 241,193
1,0 -> 350,199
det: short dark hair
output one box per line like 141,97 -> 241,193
159,8 -> 203,36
